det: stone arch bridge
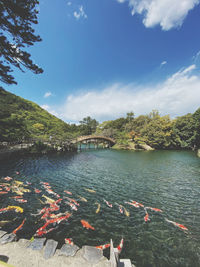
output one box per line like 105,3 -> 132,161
71,135 -> 116,149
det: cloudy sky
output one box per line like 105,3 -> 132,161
3,0 -> 200,123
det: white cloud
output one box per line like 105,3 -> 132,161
44,92 -> 52,98
161,61 -> 167,67
67,1 -> 72,6
74,6 -> 87,20
193,50 -> 200,62
118,0 -> 200,30
60,65 -> 200,122
41,104 -> 59,117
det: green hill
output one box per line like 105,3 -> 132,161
0,87 -> 79,142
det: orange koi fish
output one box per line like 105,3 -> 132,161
81,220 -> 95,230
104,199 -> 112,208
35,189 -> 41,194
144,210 -> 150,222
96,243 -> 110,250
65,238 -> 74,245
145,207 -> 163,212
117,238 -> 124,254
64,190 -> 72,195
3,176 -> 12,181
12,218 -> 26,234
10,196 -> 23,199
165,218 -> 188,231
0,191 -> 8,194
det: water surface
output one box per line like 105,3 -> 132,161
0,149 -> 200,267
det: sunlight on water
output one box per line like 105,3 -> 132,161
0,149 -> 200,267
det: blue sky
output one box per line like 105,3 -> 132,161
3,0 -> 200,123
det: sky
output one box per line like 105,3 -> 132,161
2,0 -> 200,123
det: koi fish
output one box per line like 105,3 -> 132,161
115,203 -> 123,214
65,238 -> 74,246
104,199 -> 112,208
144,210 -> 150,222
35,227 -> 55,237
165,218 -> 188,231
78,195 -> 87,202
16,171 -> 20,175
4,186 -> 10,192
95,202 -> 101,213
117,238 -> 124,254
64,190 -> 72,195
41,182 -> 50,185
0,191 -> 8,194
14,180 -> 23,185
81,220 -> 95,230
3,176 -> 12,181
35,189 -> 41,194
64,196 -> 79,206
130,200 -> 144,208
12,218 -> 26,234
15,198 -> 27,203
85,188 -> 96,193
145,207 -> 163,212
96,243 -> 110,250
123,207 -> 130,217
26,181 -> 32,185
10,196 -> 23,199
42,194 -> 56,204
0,206 -> 23,213
65,201 -> 78,211
125,201 -> 140,208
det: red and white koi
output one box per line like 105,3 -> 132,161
130,200 -> 144,208
10,196 -> 23,199
96,243 -> 110,250
65,238 -> 74,245
165,218 -> 188,231
0,191 -> 8,194
145,207 -> 163,212
117,238 -> 124,254
12,218 -> 26,234
104,199 -> 112,208
65,201 -> 78,211
64,196 -> 79,206
125,201 -> 140,208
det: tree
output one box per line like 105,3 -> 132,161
79,116 -> 99,135
0,0 -> 43,85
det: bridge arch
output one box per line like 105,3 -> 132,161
71,135 -> 116,148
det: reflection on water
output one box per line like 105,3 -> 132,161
0,149 -> 200,267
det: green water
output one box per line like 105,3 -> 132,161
0,149 -> 200,266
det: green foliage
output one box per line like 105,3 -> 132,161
0,88 -> 80,142
0,0 -> 43,85
79,116 -> 99,135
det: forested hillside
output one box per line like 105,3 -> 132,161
0,87 -> 79,142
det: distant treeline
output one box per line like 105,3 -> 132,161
96,110 -> 200,150
0,88 -> 200,150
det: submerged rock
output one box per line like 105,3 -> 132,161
82,246 -> 104,264
28,238 -> 46,250
43,239 -> 58,259
0,233 -> 16,244
58,243 -> 79,257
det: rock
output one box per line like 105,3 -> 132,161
17,239 -> 30,248
82,246 -> 104,264
0,230 -> 7,238
0,233 -> 16,244
58,244 -> 79,257
43,239 -> 58,259
197,149 -> 200,157
28,238 -> 46,250
138,143 -> 154,151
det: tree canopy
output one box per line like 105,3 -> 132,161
0,0 -> 43,85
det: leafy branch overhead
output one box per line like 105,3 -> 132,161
0,0 -> 43,85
